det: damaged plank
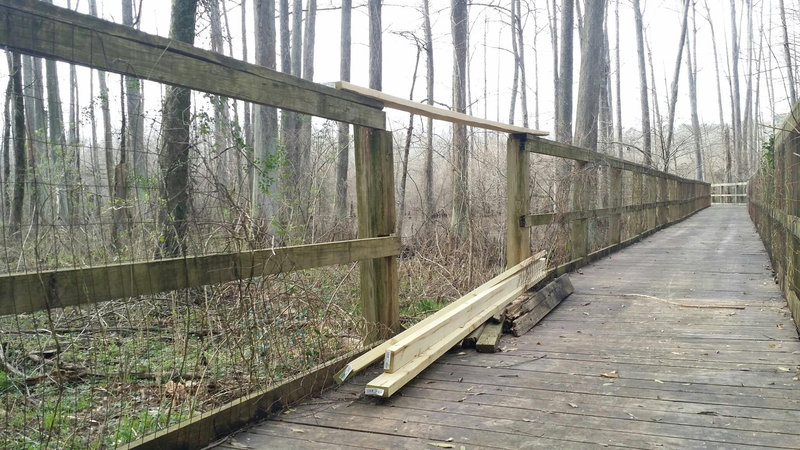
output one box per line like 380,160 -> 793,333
510,275 -> 574,337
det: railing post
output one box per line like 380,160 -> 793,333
572,162 -> 589,262
354,126 -> 399,342
506,134 -> 531,268
632,172 -> 643,236
609,167 -> 622,246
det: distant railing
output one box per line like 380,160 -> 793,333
711,182 -> 748,204
749,100 -> 800,334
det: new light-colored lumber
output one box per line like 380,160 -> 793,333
365,257 -> 547,398
0,237 -> 400,317
0,0 -> 384,129
333,251 -> 546,383
383,271 -> 524,372
336,81 -> 547,136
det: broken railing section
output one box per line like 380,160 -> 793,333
749,99 -> 800,332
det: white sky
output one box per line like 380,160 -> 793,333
34,0 -> 798,138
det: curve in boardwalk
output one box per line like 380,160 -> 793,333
219,205 -> 800,449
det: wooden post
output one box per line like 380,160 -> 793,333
571,161 -> 589,261
657,176 -> 667,226
506,134 -> 531,268
609,168 -> 622,246
632,172 -> 643,236
354,126 -> 399,341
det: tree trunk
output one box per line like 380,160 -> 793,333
158,0 -> 198,257
515,0 -> 529,128
253,0 -> 279,222
508,0 -> 519,125
547,0 -> 559,137
703,0 -> 732,182
298,0 -> 317,227
450,0 -> 469,239
556,0 -> 573,144
598,21 -> 612,153
779,0 -> 797,105
614,0 -> 622,158
9,52 -> 26,235
241,0 -> 252,151
1,72 -> 11,216
335,0 -> 352,224
573,1 -> 605,150
44,51 -> 70,223
730,0 -> 742,177
685,7 -> 703,181
422,0 -> 435,219
398,47 -> 421,236
369,0 -> 382,91
122,0 -> 146,195
632,0 -> 651,165
664,0 -> 690,155
209,0 -> 233,187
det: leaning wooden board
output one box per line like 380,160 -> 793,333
334,251 -> 546,383
365,256 -> 547,397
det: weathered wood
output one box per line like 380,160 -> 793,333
124,346 -> 373,450
337,81 -> 547,136
0,237 -> 400,316
0,0 -> 385,129
522,198 -> 702,227
510,275 -> 574,336
475,316 -> 504,353
609,167 -> 622,245
333,251 -> 546,383
506,134 -> 531,268
461,323 -> 486,348
354,126 -> 399,341
506,274 -> 574,320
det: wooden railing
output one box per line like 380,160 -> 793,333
749,101 -> 800,332
711,182 -> 748,204
506,135 -> 710,270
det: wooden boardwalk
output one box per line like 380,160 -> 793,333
220,206 -> 800,449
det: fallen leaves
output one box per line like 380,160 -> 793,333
600,370 -> 619,379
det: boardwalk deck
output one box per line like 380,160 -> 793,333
218,206 -> 800,449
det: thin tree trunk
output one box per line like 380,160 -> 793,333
423,0 -> 435,219
9,52 -> 26,235
614,0 -> 622,158
685,5 -> 703,181
369,0 -> 382,91
730,0 -> 742,177
515,0 -> 529,127
574,1 -> 605,150
598,20 -> 612,153
547,0 -> 559,137
664,0 -> 690,155
633,0 -> 651,165
299,0 -> 317,226
778,0 -> 797,105
335,0 -> 352,223
1,74 -> 10,215
450,0 -> 469,239
241,0 -> 252,151
253,0 -> 279,222
398,47 -> 421,236
556,0 -> 573,144
44,50 -> 70,222
209,0 -> 233,187
158,0 -> 198,257
122,0 -> 146,196
703,0 -> 732,182
508,0 -> 519,125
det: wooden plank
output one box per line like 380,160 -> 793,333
507,274 -> 574,320
383,273 -> 523,372
336,81 -> 547,136
0,0 -> 384,129
510,275 -> 574,336
523,198 -> 700,227
123,346 -> 373,450
354,127 -> 399,341
0,237 -> 400,316
365,259 -> 547,397
505,134 -> 531,267
461,323 -> 485,348
475,316 -> 504,353
333,251 -> 546,383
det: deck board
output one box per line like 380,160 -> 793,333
221,206 -> 800,449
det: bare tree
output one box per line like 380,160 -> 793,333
555,0 -> 574,144
451,0 -> 469,238
573,1 -> 605,150
8,52 -> 25,235
686,1 -> 703,180
158,0 -> 198,257
778,0 -> 797,105
664,0 -> 690,155
335,0 -> 353,223
703,0 -> 732,182
369,0 -> 382,91
614,0 -> 622,158
422,0 -> 435,218
632,0 -> 651,165
253,0 -> 279,221
729,0 -> 742,177
122,0 -> 146,193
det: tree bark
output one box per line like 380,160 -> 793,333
664,0 -> 690,155
547,0 -> 559,137
158,0 -> 198,257
398,46 -> 421,236
369,0 -> 382,91
122,0 -> 146,194
2,67 -> 11,218
685,5 -> 703,181
253,0 -> 279,222
209,0 -> 233,187
515,0 -> 529,128
335,0 -> 352,223
9,52 -> 26,235
614,0 -> 622,158
729,0 -> 742,177
573,1 -> 605,150
450,0 -> 469,239
632,0 -> 651,165
422,0 -> 435,219
778,0 -> 797,105
556,0 -> 573,144
702,0 -> 731,181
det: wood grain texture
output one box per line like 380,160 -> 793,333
337,81 -> 547,136
0,0 -> 384,128
505,134 -> 531,267
0,237 -> 400,316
